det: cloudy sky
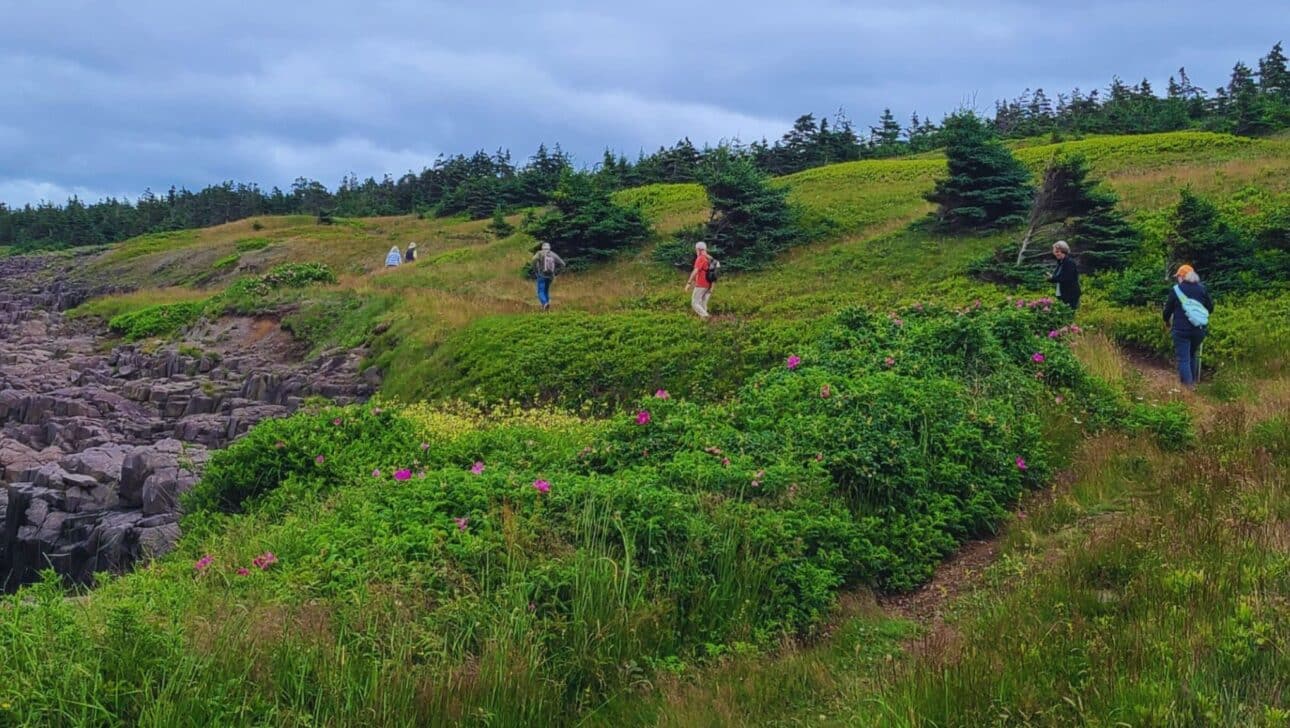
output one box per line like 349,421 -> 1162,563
0,1 -> 1279,206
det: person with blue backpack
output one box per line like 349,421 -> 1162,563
1162,264 -> 1214,388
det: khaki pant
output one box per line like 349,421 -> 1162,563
691,286 -> 711,319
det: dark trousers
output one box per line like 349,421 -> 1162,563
1172,329 -> 1206,386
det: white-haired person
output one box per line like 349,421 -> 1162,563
1162,264 -> 1214,388
531,242 -> 565,311
684,241 -> 718,320
1049,240 -> 1081,311
384,246 -> 402,268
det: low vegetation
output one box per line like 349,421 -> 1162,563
4,125 -> 1288,726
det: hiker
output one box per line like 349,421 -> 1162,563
1049,240 -> 1081,311
531,243 -> 565,310
1162,264 -> 1214,388
384,246 -> 401,268
684,241 -> 716,320
404,242 -> 418,262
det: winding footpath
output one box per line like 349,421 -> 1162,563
0,256 -> 375,591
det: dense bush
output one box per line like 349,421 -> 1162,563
106,301 -> 205,341
209,262 -> 338,316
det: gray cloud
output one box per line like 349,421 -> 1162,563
0,0 -> 1280,205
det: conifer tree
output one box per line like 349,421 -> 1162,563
698,147 -> 800,270
527,172 -> 651,267
487,205 -> 514,238
1166,189 -> 1256,292
924,112 -> 1034,232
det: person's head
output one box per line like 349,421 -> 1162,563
695,241 -> 707,254
1052,240 -> 1070,259
389,246 -> 399,255
408,242 -> 417,250
1175,264 -> 1199,283
540,242 -> 551,251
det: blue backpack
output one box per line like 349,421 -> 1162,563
1173,285 -> 1209,327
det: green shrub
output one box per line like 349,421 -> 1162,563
208,262 -> 338,316
234,237 -> 271,252
212,253 -> 240,271
1126,401 -> 1196,450
107,302 -> 204,341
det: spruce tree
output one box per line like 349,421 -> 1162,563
488,205 -> 515,238
925,112 -> 1034,232
1166,189 -> 1256,292
986,153 -> 1138,282
527,172 -> 651,267
698,147 -> 800,270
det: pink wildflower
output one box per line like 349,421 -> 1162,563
1031,352 -> 1046,363
332,417 -> 342,426
252,552 -> 278,570
654,389 -> 670,399
1048,330 -> 1060,339
394,469 -> 412,481
371,468 -> 381,477
1070,324 -> 1082,334
274,440 -> 286,449
236,567 -> 250,576
815,453 -> 824,462
972,299 -> 982,309
421,442 -> 430,451
533,479 -> 551,494
454,516 -> 470,532
635,410 -> 652,426
820,383 -> 831,399
721,457 -> 731,467
1015,299 -> 1025,308
1015,457 -> 1028,471
913,302 -> 924,312
314,454 -> 325,465
371,407 -> 383,415
470,461 -> 485,475
884,356 -> 896,368
1055,395 -> 1065,404
892,317 -> 904,327
786,354 -> 802,370
193,554 -> 213,572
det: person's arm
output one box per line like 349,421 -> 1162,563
1048,260 -> 1063,283
1202,288 -> 1215,313
686,260 -> 699,289
554,254 -> 566,268
1163,290 -> 1177,325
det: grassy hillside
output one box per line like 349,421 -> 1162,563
5,130 -> 1285,726
70,131 -> 1290,403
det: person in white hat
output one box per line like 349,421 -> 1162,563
404,242 -> 418,263
684,241 -> 717,320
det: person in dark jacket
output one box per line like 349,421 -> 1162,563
1162,264 -> 1215,388
1049,240 -> 1081,311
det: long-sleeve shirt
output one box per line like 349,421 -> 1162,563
1048,257 -> 1080,306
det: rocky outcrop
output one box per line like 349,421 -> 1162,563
0,257 -> 375,591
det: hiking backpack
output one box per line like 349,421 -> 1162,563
705,256 -> 720,284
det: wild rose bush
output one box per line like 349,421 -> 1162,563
185,303 -> 1113,643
